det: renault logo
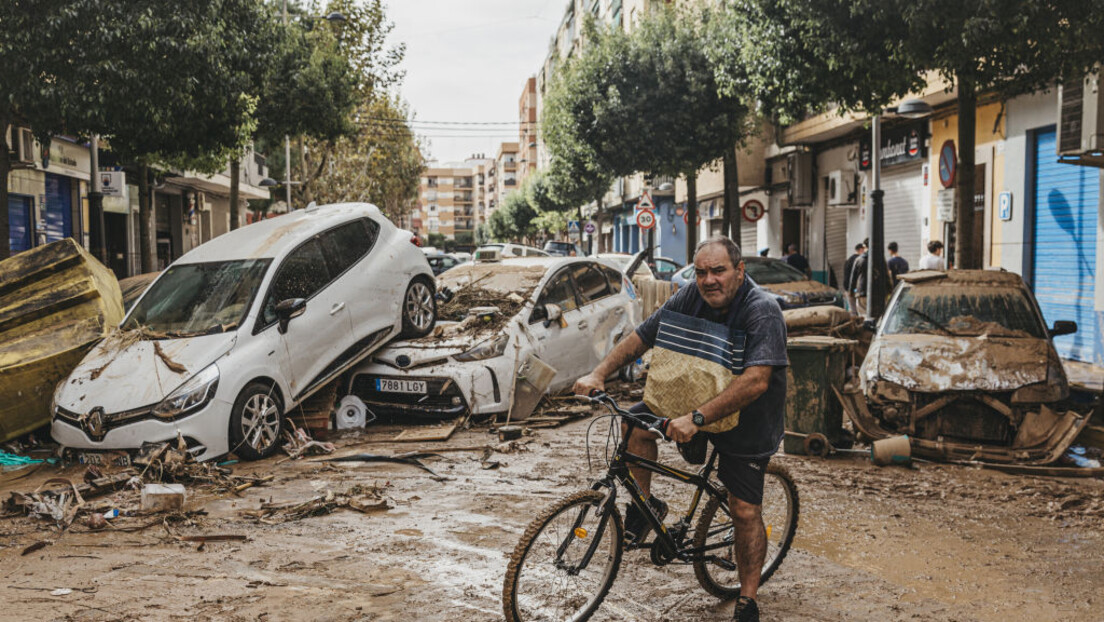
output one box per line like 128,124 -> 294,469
82,407 -> 106,440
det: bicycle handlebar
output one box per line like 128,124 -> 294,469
578,390 -> 670,442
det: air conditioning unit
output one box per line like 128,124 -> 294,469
196,193 -> 210,212
787,151 -> 814,206
1057,72 -> 1104,156
8,126 -> 35,165
826,170 -> 856,207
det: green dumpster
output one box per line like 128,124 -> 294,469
783,336 -> 857,455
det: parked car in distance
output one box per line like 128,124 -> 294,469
451,251 -> 472,263
52,203 -> 436,462
543,240 -> 583,257
349,257 -> 641,421
672,257 -> 844,309
847,269 -> 1090,464
426,253 -> 463,276
474,243 -> 549,260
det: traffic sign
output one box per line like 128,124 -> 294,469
998,191 -> 1013,221
567,220 -> 580,233
741,200 -> 765,223
683,210 -> 702,226
636,209 -> 656,230
583,221 -> 596,234
635,190 -> 655,212
938,140 -> 957,189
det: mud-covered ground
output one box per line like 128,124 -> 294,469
1,413 -> 1102,622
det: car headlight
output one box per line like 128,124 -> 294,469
454,334 -> 509,362
781,293 -> 803,306
152,364 -> 220,419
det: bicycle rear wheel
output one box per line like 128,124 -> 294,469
503,490 -> 624,622
692,463 -> 799,598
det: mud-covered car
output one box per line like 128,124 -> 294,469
52,203 -> 435,461
842,270 -> 1091,464
673,257 -> 844,309
348,257 -> 641,420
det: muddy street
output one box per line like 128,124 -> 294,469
2,412 -> 1101,622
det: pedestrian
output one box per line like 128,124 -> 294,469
574,236 -> 787,622
783,243 -> 811,277
919,240 -> 946,270
842,242 -> 865,315
851,246 -> 869,315
887,241 -> 909,283
758,247 -> 769,258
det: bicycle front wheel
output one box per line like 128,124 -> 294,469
503,490 -> 624,622
692,463 -> 799,598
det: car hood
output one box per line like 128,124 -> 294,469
58,331 -> 237,412
374,323 -> 478,369
862,333 -> 1056,393
759,279 -> 837,299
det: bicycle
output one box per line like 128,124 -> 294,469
502,392 -> 799,622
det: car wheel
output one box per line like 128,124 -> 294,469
401,277 -> 437,338
229,382 -> 285,460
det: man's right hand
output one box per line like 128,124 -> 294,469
573,372 -> 604,397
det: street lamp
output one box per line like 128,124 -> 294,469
278,5 -> 347,210
867,98 -> 933,320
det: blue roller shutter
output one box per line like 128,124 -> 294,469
8,194 -> 33,252
43,173 -> 73,243
1031,128 -> 1098,362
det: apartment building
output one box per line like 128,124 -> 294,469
518,78 -> 539,189
414,155 -> 495,244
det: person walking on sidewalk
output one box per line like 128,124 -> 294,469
574,236 -> 788,622
919,240 -> 946,270
842,242 -> 865,315
887,241 -> 909,283
783,243 -> 811,277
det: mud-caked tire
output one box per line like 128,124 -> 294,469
400,277 -> 436,338
229,382 -> 285,460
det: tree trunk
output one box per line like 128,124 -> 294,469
0,113 -> 11,259
595,195 -> 605,253
686,171 -> 698,261
723,147 -> 741,247
955,77 -> 978,270
229,157 -> 241,231
298,135 -> 310,207
139,163 -> 155,273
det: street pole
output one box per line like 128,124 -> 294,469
867,114 -> 889,320
282,0 -> 293,211
88,134 -> 106,263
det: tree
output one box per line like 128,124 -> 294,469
542,9 -> 750,258
722,0 -> 1104,269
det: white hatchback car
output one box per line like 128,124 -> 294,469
348,257 -> 641,420
52,203 -> 436,461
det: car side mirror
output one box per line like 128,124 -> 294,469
862,318 -> 878,333
275,298 -> 307,334
1050,320 -> 1077,337
542,303 -> 563,329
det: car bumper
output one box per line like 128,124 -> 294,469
51,398 -> 233,462
351,358 -> 513,420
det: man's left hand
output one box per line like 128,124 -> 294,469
667,414 -> 700,444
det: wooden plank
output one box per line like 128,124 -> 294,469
392,419 -> 459,442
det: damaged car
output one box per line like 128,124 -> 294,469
51,203 -> 435,461
674,257 -> 843,309
842,270 -> 1091,464
348,256 -> 641,421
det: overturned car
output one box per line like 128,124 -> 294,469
349,257 -> 640,421
841,270 -> 1092,464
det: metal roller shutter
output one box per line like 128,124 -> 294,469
43,173 -> 73,243
1032,128 -> 1098,363
741,219 -> 758,258
881,166 -> 924,268
825,207 -> 849,287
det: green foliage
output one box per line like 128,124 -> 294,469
532,209 -> 573,238
543,9 -> 749,181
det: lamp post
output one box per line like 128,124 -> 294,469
279,2 -> 345,210
867,98 -> 933,320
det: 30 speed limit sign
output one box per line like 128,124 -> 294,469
636,209 -> 656,230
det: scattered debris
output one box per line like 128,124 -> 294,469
281,425 -> 336,460
240,486 -> 392,524
140,484 -> 186,512
392,418 -> 459,442
320,453 -> 445,479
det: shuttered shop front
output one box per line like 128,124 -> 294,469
881,165 -> 924,269
1031,128 -> 1099,364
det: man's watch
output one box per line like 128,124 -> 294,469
691,410 -> 706,427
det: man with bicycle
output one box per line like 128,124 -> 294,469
574,236 -> 787,622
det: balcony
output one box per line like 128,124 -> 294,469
504,179 -> 517,187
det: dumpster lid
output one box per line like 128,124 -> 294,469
786,336 -> 858,350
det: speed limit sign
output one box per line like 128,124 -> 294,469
636,209 -> 656,230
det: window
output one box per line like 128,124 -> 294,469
531,269 -> 580,323
318,218 -> 379,278
601,265 -> 623,294
260,239 -> 331,326
572,263 -> 612,303
126,259 -> 270,337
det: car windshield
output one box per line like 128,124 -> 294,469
881,285 -> 1046,338
124,259 -> 271,338
744,260 -> 808,284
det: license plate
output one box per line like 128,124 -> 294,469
375,378 -> 427,394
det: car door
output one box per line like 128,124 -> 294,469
571,262 -> 632,369
258,237 -> 353,401
318,218 -> 382,343
528,266 -> 589,391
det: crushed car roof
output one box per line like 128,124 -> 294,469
897,269 -> 1023,286
174,203 -> 383,264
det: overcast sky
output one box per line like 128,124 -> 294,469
384,1 -> 561,164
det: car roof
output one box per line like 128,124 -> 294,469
898,269 -> 1025,287
176,203 -> 382,264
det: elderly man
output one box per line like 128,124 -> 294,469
574,236 -> 788,622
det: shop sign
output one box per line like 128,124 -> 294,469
100,171 -> 127,198
859,122 -> 927,170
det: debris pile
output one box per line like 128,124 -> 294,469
240,484 -> 392,524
